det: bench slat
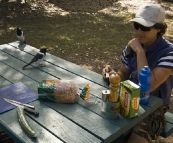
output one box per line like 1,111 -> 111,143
161,112 -> 173,138
161,122 -> 173,138
165,112 -> 173,124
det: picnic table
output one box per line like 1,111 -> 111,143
0,41 -> 166,143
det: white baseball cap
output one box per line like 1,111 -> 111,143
130,3 -> 165,27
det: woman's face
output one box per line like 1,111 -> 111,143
134,23 -> 160,48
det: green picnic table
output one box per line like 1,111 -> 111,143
0,41 -> 169,143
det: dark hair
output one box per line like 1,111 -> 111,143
153,23 -> 167,36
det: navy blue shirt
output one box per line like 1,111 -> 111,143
121,36 -> 173,106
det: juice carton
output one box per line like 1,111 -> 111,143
119,80 -> 140,118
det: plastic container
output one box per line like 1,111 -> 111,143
138,66 -> 152,104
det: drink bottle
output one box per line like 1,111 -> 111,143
138,66 -> 152,104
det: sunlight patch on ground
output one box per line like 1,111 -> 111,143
9,27 -> 15,30
99,0 -> 157,15
30,2 -> 69,16
58,35 -> 72,41
118,0 -> 156,13
80,64 -> 93,71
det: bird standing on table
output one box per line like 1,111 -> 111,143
22,48 -> 49,70
16,27 -> 26,43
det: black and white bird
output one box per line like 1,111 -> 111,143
22,48 -> 49,70
16,27 -> 26,43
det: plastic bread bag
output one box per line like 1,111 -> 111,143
38,80 -> 79,103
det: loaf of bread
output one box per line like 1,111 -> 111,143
38,80 -> 79,103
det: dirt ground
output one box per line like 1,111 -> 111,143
0,0 -> 173,142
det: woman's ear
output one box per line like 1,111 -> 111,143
157,29 -> 161,33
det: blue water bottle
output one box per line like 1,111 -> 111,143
138,66 -> 152,104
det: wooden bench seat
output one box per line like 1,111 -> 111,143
161,112 -> 173,138
114,112 -> 173,142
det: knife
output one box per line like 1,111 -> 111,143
4,98 -> 39,116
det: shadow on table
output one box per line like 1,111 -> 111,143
18,43 -> 26,51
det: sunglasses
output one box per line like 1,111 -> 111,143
133,22 -> 152,31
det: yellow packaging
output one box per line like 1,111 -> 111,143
119,80 -> 140,118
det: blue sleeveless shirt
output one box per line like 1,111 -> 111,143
121,36 -> 173,106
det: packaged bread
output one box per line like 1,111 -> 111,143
38,80 -> 79,103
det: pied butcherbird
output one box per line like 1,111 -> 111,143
16,27 -> 26,43
22,48 -> 49,70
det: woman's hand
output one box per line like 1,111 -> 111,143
128,38 -> 143,53
102,65 -> 116,78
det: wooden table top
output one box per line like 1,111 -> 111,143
0,41 -> 163,143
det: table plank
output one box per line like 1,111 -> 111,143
0,44 -> 108,99
0,42 -> 164,143
0,43 -> 157,136
8,41 -> 109,88
2,50 -> 149,135
0,111 -> 63,143
76,97 -> 159,134
37,101 -> 122,143
0,58 -> 121,140
0,47 -> 57,81
0,62 -> 39,92
0,75 -> 12,88
137,105 -> 151,122
146,95 -> 163,112
78,97 -> 138,134
0,101 -> 102,143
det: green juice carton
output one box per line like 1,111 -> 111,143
119,80 -> 140,118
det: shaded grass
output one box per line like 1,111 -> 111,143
0,10 -> 134,73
